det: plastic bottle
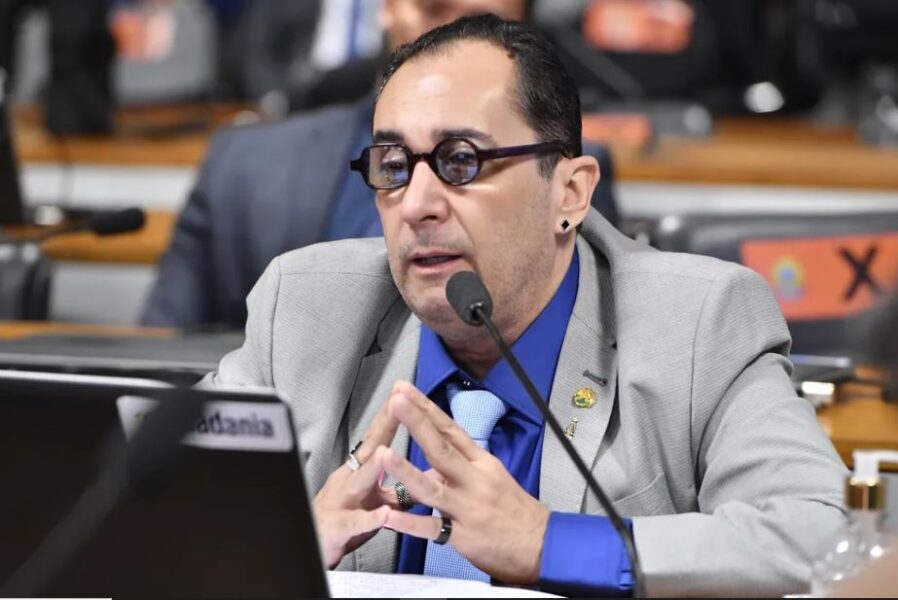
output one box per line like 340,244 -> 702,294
809,449 -> 898,597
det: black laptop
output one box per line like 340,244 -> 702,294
0,68 -> 24,226
0,370 -> 329,598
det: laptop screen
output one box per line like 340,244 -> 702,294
0,69 -> 25,225
0,370 -> 330,598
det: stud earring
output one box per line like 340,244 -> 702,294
561,219 -> 570,232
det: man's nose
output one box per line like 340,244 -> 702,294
397,160 -> 450,225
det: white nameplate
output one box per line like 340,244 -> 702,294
117,396 -> 294,453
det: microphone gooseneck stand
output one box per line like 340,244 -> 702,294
446,270 -> 645,598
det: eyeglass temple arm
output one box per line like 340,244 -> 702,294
477,142 -> 567,160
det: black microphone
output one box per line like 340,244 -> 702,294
446,271 -> 646,598
23,208 -> 146,243
86,207 -> 146,237
446,271 -> 494,326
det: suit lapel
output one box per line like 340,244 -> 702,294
540,236 -> 618,514
347,298 -> 421,574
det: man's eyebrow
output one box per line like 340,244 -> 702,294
372,130 -> 404,144
437,128 -> 498,146
371,128 -> 499,146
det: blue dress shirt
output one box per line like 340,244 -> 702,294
395,250 -> 633,596
322,112 -> 382,242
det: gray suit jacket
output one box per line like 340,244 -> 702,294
206,208 -> 846,597
142,98 -> 620,330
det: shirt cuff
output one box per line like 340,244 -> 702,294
538,512 -> 634,597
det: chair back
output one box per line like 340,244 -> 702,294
0,241 -> 52,320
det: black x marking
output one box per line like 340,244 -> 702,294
839,245 -> 884,301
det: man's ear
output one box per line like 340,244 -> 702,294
554,155 -> 599,233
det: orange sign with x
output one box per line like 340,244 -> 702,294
741,233 -> 898,321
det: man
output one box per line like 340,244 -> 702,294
142,0 -> 620,329
206,15 -> 846,597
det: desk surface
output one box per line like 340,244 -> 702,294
13,103 -> 246,167
609,118 -> 898,190
0,320 -> 174,340
818,377 -> 898,470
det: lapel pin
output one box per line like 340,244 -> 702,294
564,417 -> 579,439
572,387 -> 598,409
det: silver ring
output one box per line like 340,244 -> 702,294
394,481 -> 415,510
346,440 -> 363,472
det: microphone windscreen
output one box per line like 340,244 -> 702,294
87,208 -> 145,236
446,271 -> 493,326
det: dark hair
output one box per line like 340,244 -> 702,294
375,14 -> 582,178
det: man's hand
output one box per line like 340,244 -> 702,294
313,384 -> 407,569
382,381 -> 550,585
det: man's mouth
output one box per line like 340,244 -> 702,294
408,251 -> 464,272
413,255 -> 460,267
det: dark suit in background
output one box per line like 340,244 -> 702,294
142,98 -> 620,330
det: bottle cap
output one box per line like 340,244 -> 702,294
846,476 -> 887,510
848,450 -> 898,509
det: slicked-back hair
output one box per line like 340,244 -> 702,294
375,14 -> 582,178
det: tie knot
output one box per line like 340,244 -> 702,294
446,383 -> 507,445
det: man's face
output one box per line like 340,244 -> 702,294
372,40 -> 561,342
382,0 -> 527,51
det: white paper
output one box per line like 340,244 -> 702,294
326,571 -> 562,598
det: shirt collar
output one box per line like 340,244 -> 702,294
414,249 -> 580,424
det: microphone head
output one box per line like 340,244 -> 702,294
87,208 -> 146,236
446,271 -> 493,326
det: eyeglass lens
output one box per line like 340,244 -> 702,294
367,139 -> 481,189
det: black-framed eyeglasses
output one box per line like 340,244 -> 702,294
349,138 -> 568,190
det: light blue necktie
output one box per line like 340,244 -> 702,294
423,383 -> 508,581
